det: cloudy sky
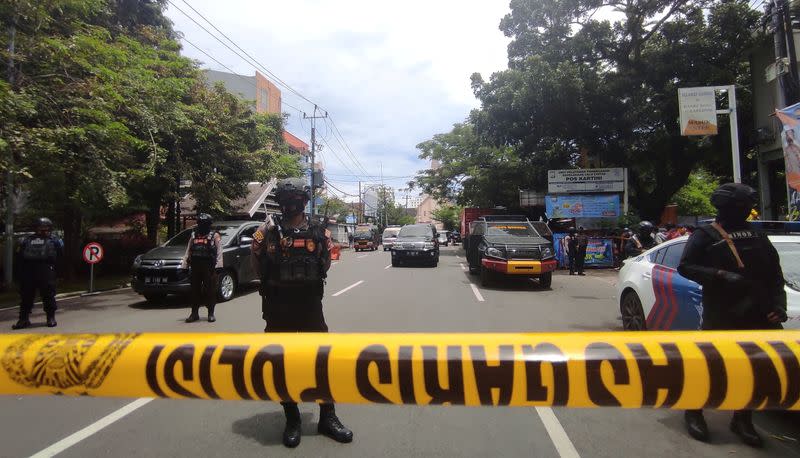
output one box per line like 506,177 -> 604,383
164,0 -> 511,202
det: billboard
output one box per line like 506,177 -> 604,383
776,103 -> 800,219
553,234 -> 615,268
545,195 -> 620,218
678,87 -> 718,136
547,168 -> 624,193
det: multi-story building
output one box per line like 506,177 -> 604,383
204,69 -> 282,115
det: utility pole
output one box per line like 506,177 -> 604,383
358,181 -> 362,224
304,105 -> 328,218
779,0 -> 800,105
4,21 -> 16,289
771,0 -> 799,105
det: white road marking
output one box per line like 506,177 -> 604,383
384,264 -> 392,269
459,263 -> 467,271
332,280 -> 365,297
469,283 -> 485,302
535,407 -> 581,458
30,398 -> 153,458
357,254 -> 369,259
455,254 -> 460,259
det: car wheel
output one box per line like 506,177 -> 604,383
218,270 -> 236,302
468,262 -> 479,275
143,293 -> 166,303
621,290 -> 646,331
538,271 -> 552,288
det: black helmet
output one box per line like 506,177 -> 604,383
636,221 -> 655,235
710,183 -> 757,210
197,213 -> 212,234
275,177 -> 311,203
36,217 -> 53,229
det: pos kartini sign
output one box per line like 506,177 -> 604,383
776,103 -> 800,220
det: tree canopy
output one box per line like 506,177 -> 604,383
413,0 -> 764,220
1,0 -> 301,275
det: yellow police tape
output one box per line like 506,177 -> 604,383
0,331 -> 798,410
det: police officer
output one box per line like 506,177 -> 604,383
624,221 -> 656,258
677,183 -> 787,447
251,178 -> 353,448
13,217 -> 63,329
564,227 -> 576,274
182,213 -> 223,323
574,227 -> 589,275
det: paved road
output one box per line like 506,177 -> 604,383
0,246 -> 797,457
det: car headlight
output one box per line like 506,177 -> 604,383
540,246 -> 553,259
486,246 -> 505,259
133,255 -> 143,268
423,242 -> 435,250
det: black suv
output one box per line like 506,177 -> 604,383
390,223 -> 439,267
131,221 -> 261,303
465,216 -> 556,287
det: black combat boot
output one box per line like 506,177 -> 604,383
45,313 -> 57,328
730,411 -> 762,447
185,309 -> 200,323
12,314 -> 31,330
207,306 -> 216,323
318,404 -> 353,443
282,403 -> 301,448
684,410 -> 709,442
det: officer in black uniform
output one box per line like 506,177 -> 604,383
251,178 -> 353,449
13,217 -> 63,329
677,183 -> 787,448
182,213 -> 222,323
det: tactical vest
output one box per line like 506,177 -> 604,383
265,220 -> 327,287
22,236 -> 57,262
190,233 -> 216,264
698,224 -> 773,319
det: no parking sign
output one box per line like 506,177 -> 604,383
83,242 -> 104,264
83,242 -> 103,293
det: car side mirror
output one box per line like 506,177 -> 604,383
240,236 -> 254,246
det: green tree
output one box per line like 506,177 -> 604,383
671,170 -> 720,216
415,0 -> 764,219
319,196 -> 351,223
431,204 -> 462,231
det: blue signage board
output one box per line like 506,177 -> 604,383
545,195 -> 620,218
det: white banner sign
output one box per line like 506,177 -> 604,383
678,87 -> 718,136
547,168 -> 624,193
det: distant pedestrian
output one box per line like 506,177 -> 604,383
574,227 -> 588,275
564,227 -> 577,274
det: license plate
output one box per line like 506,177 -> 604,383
145,277 -> 168,284
407,252 -> 418,256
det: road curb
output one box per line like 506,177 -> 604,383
0,285 -> 132,311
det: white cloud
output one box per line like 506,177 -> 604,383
166,0 -> 510,200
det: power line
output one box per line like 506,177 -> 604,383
169,0 -> 371,181
171,0 -> 318,108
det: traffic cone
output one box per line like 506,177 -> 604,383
331,243 -> 341,260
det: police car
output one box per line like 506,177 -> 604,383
617,223 -> 800,331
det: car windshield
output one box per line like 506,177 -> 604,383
486,223 -> 539,237
383,229 -> 400,238
773,242 -> 800,290
164,225 -> 240,247
398,225 -> 432,238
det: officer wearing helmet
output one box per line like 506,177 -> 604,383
13,217 -> 63,329
250,177 -> 353,448
677,183 -> 787,447
181,213 -> 223,323
624,221 -> 656,258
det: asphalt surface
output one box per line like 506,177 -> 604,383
0,245 -> 798,457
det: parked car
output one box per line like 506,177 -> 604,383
131,220 -> 261,304
437,231 -> 449,247
616,234 -> 800,330
382,226 -> 401,251
391,224 -> 439,267
465,216 -> 556,287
